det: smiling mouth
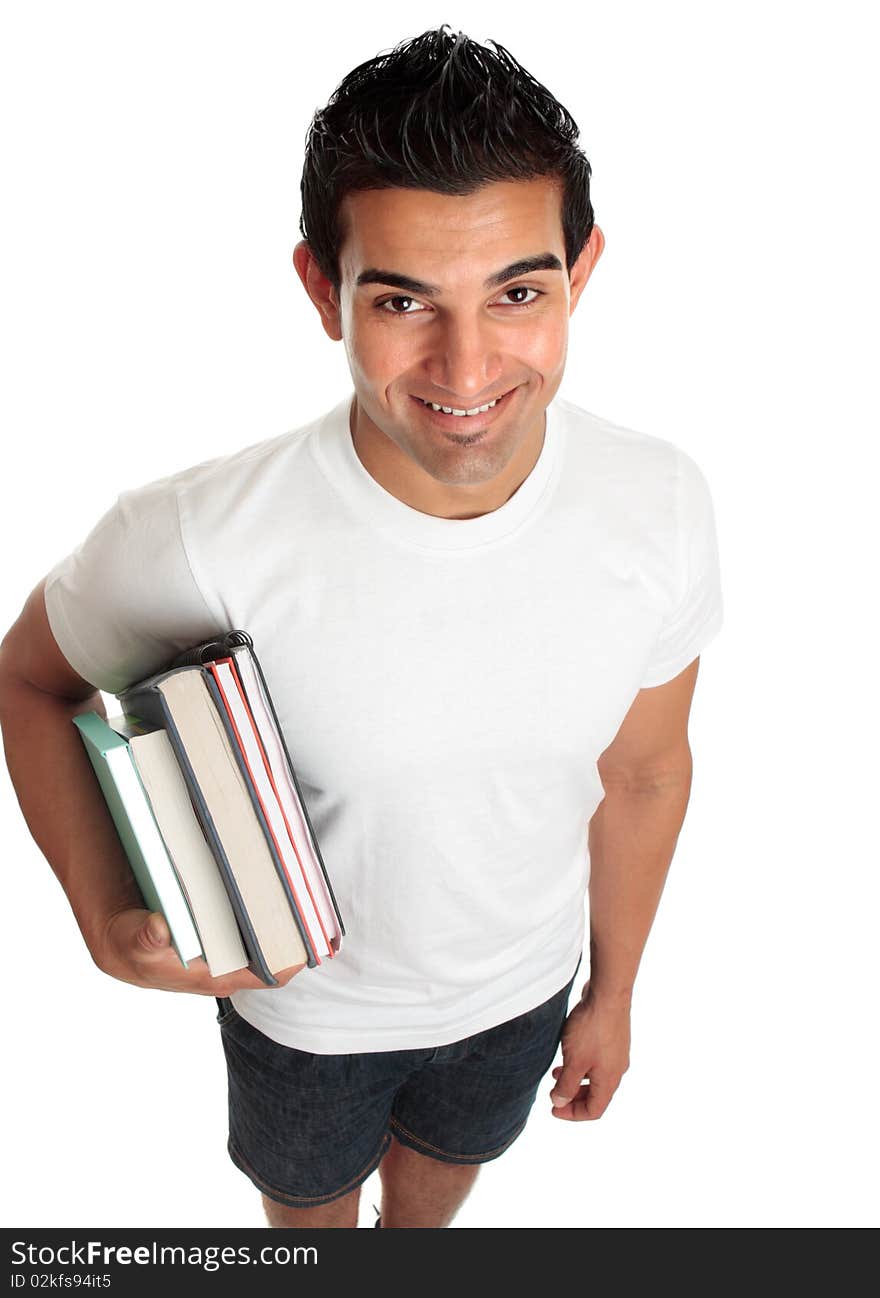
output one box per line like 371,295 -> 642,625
409,385 -> 519,436
414,388 -> 514,415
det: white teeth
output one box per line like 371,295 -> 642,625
422,396 -> 500,415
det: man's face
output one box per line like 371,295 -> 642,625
296,177 -> 603,515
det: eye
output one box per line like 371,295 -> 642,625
499,285 -> 543,308
377,295 -> 428,316
375,285 -> 545,316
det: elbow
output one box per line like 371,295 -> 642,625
598,744 -> 694,800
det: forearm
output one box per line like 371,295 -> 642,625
586,764 -> 693,1004
0,675 -> 143,960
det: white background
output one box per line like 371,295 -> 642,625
1,0 -> 876,1230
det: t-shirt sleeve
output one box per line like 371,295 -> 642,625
43,479 -> 227,696
639,447 -> 724,689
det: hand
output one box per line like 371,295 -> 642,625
96,907 -> 306,996
548,978 -> 631,1121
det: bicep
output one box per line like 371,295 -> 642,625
0,578 -> 98,702
597,656 -> 700,792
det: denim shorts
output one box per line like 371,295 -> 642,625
215,958 -> 581,1208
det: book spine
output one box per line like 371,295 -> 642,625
118,682 -> 280,988
169,639 -> 231,669
201,668 -> 319,968
169,629 -> 253,670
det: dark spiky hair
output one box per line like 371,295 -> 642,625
298,25 -> 595,292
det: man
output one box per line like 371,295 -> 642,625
0,27 -> 722,1228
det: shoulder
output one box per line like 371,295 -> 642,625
552,397 -> 715,529
117,411 -> 325,518
553,395 -> 690,478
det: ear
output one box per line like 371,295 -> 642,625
568,224 -> 605,315
292,240 -> 343,342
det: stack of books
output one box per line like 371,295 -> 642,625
73,630 -> 344,986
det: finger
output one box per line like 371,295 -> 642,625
131,910 -> 173,958
581,1073 -> 615,1120
140,911 -> 170,950
552,1075 -> 614,1122
551,1083 -> 590,1120
219,960 -> 308,995
129,913 -> 213,986
550,1062 -> 587,1110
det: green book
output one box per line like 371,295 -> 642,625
73,710 -> 203,967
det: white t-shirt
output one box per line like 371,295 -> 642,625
44,390 -> 723,1053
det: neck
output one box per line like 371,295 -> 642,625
348,397 -> 547,520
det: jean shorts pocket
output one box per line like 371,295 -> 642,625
215,996 -> 238,1027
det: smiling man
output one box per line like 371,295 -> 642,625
0,27 -> 723,1230
305,180 -> 591,520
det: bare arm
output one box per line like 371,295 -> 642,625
0,579 -> 304,994
586,665 -> 696,1005
0,581 -> 145,957
550,657 -> 701,1120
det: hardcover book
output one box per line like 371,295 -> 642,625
74,630 -> 344,987
72,710 -> 203,969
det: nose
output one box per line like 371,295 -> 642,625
423,315 -> 505,406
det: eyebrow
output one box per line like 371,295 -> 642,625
355,252 -> 564,297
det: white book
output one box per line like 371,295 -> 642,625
229,652 -> 342,951
211,659 -> 333,958
110,716 -> 250,980
72,711 -> 203,967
